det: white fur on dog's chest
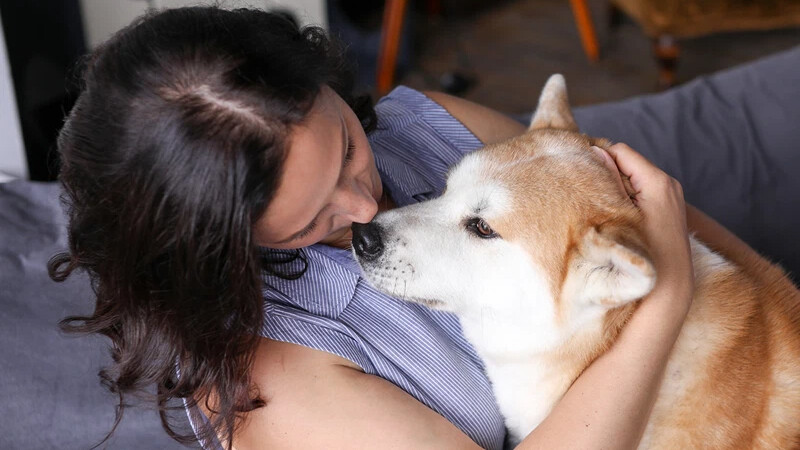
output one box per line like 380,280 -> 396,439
456,311 -> 591,444
479,353 -> 574,443
449,244 -> 580,443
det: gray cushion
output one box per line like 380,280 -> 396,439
574,45 -> 800,282
0,180 -> 183,449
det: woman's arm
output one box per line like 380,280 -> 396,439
220,338 -> 482,449
519,282 -> 689,449
422,91 -> 526,145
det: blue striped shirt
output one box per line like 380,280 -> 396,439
190,86 -> 506,449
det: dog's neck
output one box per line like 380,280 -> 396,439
455,284 -> 639,439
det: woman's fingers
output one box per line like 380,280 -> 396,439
605,143 -> 686,208
605,142 -> 668,195
591,146 -> 628,198
604,143 -> 685,223
602,142 -> 693,299
605,142 -> 653,176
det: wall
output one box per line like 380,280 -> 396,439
0,12 -> 27,181
80,0 -> 327,49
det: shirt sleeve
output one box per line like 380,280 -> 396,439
380,85 -> 484,157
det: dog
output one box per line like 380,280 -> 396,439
352,75 -> 800,448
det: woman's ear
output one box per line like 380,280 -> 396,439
529,74 -> 579,132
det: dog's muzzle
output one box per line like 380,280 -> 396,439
352,221 -> 384,261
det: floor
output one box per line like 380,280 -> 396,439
396,0 -> 800,115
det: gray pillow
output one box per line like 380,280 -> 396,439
574,45 -> 800,283
0,180 -> 183,449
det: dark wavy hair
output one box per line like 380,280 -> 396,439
47,6 -> 376,448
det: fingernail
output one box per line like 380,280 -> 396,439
590,145 -> 608,156
590,146 -> 611,163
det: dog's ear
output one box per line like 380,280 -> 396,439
529,74 -> 579,132
565,227 -> 656,308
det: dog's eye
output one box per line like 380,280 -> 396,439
476,220 -> 493,236
467,218 -> 498,239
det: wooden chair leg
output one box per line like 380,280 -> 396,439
569,0 -> 600,62
654,35 -> 679,88
377,0 -> 409,96
609,3 -> 624,28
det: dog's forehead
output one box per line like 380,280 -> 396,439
447,151 -> 486,186
451,131 -> 594,182
445,152 -> 513,216
496,130 -> 592,160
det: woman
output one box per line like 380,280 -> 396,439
49,6 -> 751,449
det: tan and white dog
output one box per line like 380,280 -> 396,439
352,75 -> 800,448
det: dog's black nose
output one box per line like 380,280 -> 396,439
352,222 -> 384,261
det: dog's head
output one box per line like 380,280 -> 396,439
353,75 -> 655,352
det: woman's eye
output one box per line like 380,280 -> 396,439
295,219 -> 318,240
343,137 -> 356,166
467,218 -> 497,239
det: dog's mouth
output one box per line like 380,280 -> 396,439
405,295 -> 446,309
353,242 -> 449,309
358,267 -> 448,310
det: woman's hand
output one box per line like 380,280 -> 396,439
602,142 -> 695,316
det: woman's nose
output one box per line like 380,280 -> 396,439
331,181 -> 378,225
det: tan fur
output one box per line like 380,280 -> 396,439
482,75 -> 800,448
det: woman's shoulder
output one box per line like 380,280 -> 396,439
375,86 -> 525,146
373,86 -> 480,152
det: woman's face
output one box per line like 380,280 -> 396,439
254,86 -> 383,249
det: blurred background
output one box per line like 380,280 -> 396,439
1,0 -> 799,183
